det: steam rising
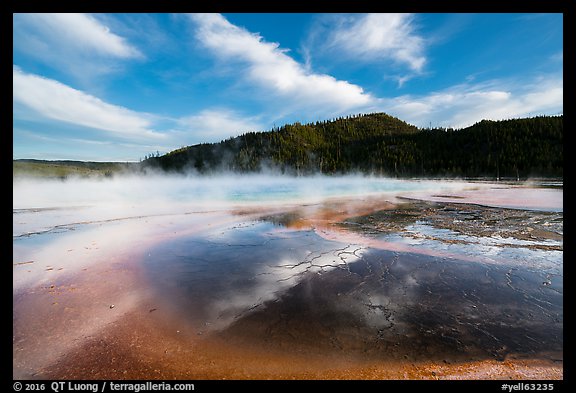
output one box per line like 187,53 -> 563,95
12,173 -> 476,292
13,172 -> 475,212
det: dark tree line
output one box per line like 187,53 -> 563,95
142,113 -> 562,179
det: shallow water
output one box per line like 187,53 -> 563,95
13,176 -> 563,376
141,209 -> 562,363
142,221 -> 366,332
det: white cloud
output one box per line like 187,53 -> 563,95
318,13 -> 426,73
14,13 -> 142,58
381,76 -> 563,128
188,13 -> 374,115
12,67 -> 266,158
177,109 -> 264,142
13,67 -> 162,140
13,13 -> 142,81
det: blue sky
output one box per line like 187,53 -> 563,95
13,13 -> 563,162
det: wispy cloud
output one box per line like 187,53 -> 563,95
19,13 -> 142,58
12,127 -> 159,161
188,13 -> 374,116
13,67 -> 161,140
323,13 -> 426,73
13,66 -> 273,159
13,13 -> 142,80
177,109 -> 264,143
550,51 -> 563,62
381,75 -> 563,128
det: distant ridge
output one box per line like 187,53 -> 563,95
142,113 -> 562,179
13,159 -> 137,178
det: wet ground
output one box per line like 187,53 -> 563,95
140,198 -> 563,370
13,180 -> 563,379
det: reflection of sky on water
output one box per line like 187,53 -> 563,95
13,176 -> 563,361
139,215 -> 562,361
143,221 -> 366,331
142,210 -> 562,346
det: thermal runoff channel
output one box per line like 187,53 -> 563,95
13,174 -> 563,379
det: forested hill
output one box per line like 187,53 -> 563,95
143,113 -> 563,179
